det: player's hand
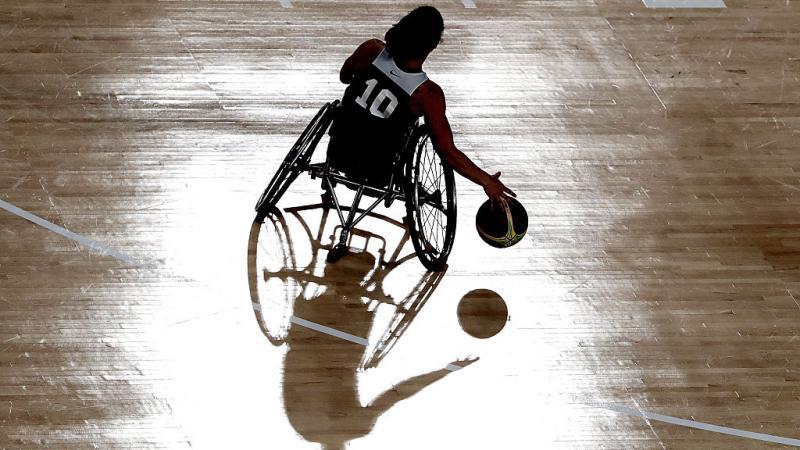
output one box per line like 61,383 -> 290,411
483,172 -> 516,207
448,355 -> 480,369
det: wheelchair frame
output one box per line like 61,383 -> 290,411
254,100 -> 457,271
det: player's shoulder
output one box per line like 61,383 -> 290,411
419,79 -> 443,95
416,79 -> 445,104
355,39 -> 385,59
362,38 -> 385,51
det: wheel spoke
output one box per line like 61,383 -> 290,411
420,208 -> 435,247
406,128 -> 456,269
415,141 -> 450,255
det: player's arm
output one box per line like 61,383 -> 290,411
339,39 -> 384,84
420,82 -> 516,201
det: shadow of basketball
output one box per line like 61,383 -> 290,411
457,289 -> 509,339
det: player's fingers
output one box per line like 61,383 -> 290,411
461,356 -> 480,365
499,195 -> 509,208
487,192 -> 499,210
493,193 -> 507,210
493,177 -> 516,197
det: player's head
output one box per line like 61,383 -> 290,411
384,6 -> 444,61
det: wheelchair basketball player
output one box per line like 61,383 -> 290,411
328,6 -> 515,204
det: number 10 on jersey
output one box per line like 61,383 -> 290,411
355,79 -> 399,119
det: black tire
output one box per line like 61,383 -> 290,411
255,101 -> 337,222
404,125 -> 457,272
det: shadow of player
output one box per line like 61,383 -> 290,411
283,251 -> 474,450
247,210 -> 475,450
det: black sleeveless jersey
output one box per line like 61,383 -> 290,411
328,48 -> 429,185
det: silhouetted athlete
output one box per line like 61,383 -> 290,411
328,6 -> 516,203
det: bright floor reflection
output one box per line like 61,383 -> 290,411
145,192 -> 604,449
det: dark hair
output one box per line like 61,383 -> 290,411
384,6 -> 444,60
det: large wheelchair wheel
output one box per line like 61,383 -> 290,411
404,125 -> 457,272
255,101 -> 337,222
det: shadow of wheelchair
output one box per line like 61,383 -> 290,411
246,204 -> 475,449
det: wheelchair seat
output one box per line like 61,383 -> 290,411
325,110 -> 405,191
324,164 -> 390,192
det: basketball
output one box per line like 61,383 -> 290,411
457,289 -> 509,339
475,197 -> 528,248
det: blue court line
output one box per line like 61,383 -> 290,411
642,0 -> 726,7
462,0 -> 477,8
273,308 -> 800,446
292,316 -> 465,371
252,303 -> 466,369
279,0 -> 292,8
290,316 -> 369,346
0,198 -> 145,267
8,192 -> 796,446
601,404 -> 800,447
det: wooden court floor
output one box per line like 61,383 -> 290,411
2,0 -> 800,448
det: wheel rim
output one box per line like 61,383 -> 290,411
247,215 -> 297,345
413,135 -> 452,257
256,103 -> 333,212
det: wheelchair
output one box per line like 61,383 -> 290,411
254,100 -> 457,272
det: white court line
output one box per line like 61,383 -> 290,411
642,0 -> 726,7
602,404 -> 800,447
0,198 -> 145,267
462,0 -> 477,8
10,192 -> 793,445
289,315 -> 465,370
278,308 -> 800,446
290,316 -> 369,346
